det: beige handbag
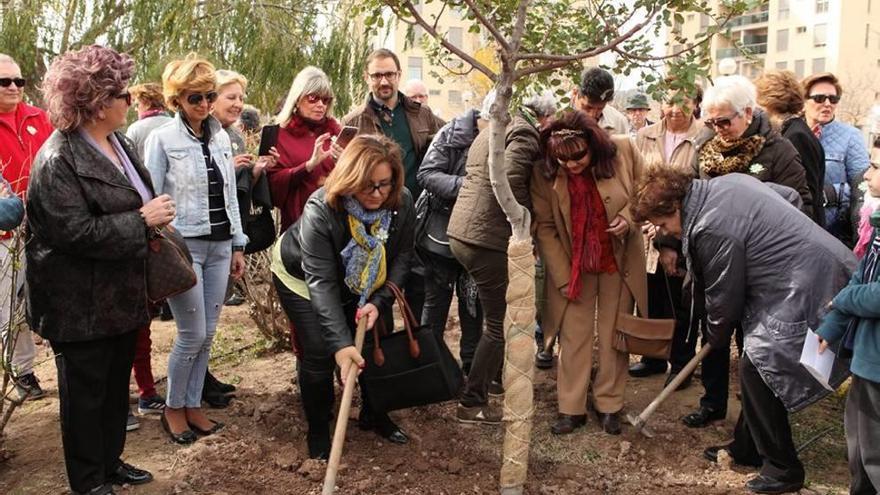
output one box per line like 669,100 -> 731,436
613,313 -> 675,359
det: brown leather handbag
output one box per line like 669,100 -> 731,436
613,313 -> 675,359
146,225 -> 196,304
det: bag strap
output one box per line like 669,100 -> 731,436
367,282 -> 422,366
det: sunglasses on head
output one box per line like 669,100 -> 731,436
0,78 -> 25,88
704,113 -> 739,130
115,91 -> 132,106
185,91 -> 218,106
304,93 -> 333,105
808,94 -> 840,104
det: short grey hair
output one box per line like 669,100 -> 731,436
275,66 -> 334,126
0,53 -> 17,65
702,75 -> 757,115
522,89 -> 557,118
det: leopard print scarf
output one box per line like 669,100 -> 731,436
699,134 -> 766,177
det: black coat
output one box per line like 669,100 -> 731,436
781,116 -> 825,227
280,188 -> 415,354
26,130 -> 153,342
416,108 -> 480,204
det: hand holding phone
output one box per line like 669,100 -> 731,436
333,126 -> 358,149
258,124 -> 280,156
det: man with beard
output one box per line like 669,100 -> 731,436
343,48 -> 443,322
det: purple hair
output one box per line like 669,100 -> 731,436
42,45 -> 134,132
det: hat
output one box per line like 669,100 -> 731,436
626,93 -> 650,110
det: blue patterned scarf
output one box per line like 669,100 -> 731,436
340,196 -> 393,306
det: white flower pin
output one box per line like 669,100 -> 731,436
232,142 -> 239,151
749,163 -> 765,175
859,181 -> 869,193
376,228 -> 389,242
26,125 -> 37,136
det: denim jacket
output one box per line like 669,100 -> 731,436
144,113 -> 247,247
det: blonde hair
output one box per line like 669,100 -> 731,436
129,82 -> 166,110
215,69 -> 248,93
162,53 -> 216,110
324,135 -> 404,211
275,66 -> 334,126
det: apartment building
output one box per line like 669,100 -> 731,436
674,0 -> 880,127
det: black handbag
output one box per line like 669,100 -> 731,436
414,191 -> 455,259
244,205 -> 276,254
360,282 -> 464,412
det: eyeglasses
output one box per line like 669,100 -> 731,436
0,78 -> 25,88
185,91 -> 218,106
368,71 -> 400,82
808,94 -> 840,104
116,91 -> 132,106
304,93 -> 333,105
361,180 -> 394,195
704,113 -> 739,130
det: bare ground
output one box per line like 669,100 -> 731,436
0,305 -> 852,494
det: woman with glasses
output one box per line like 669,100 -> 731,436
268,66 -> 342,233
144,53 -> 247,445
28,44 -> 168,494
271,134 -> 414,458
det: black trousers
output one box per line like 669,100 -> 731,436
50,330 -> 138,493
641,268 -> 693,372
405,271 -> 425,325
421,255 -> 483,373
728,353 -> 804,483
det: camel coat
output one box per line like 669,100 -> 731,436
635,117 -> 702,174
531,135 -> 649,344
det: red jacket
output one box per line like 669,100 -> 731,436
268,115 -> 341,231
0,102 -> 53,198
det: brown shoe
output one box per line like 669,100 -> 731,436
595,410 -> 622,435
550,414 -> 587,435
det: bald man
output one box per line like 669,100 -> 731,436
403,79 -> 429,105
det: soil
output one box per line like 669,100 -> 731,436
0,305 -> 852,495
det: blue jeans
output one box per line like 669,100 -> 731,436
166,238 -> 232,408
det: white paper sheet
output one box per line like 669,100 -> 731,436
800,328 -> 835,391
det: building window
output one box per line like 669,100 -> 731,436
687,13 -> 694,21
796,26 -> 807,34
407,57 -> 423,80
778,0 -> 790,20
700,13 -> 710,29
776,61 -> 788,70
812,57 -> 826,73
429,89 -> 441,96
414,25 -> 424,41
447,27 -> 463,49
777,29 -> 789,51
795,59 -> 805,78
814,23 -> 827,47
816,0 -> 829,14
448,90 -> 462,106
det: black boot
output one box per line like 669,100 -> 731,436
299,366 -> 335,459
205,368 -> 236,395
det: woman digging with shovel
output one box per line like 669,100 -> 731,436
632,166 -> 855,494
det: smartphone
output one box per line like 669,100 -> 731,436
258,124 -> 280,156
334,126 -> 359,149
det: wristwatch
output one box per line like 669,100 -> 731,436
232,245 -> 245,252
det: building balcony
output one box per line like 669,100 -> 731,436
716,42 -> 767,59
728,10 -> 769,29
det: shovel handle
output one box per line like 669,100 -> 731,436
322,318 -> 368,495
636,343 -> 713,424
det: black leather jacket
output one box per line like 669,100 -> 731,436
280,188 -> 415,354
26,130 -> 153,342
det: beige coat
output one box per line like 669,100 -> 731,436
531,135 -> 648,340
634,117 -> 702,175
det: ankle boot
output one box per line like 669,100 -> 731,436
205,369 -> 236,395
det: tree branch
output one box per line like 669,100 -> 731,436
461,0 -> 511,53
508,0 -> 531,53
76,1 -> 127,47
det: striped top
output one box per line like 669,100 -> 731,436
183,118 -> 231,241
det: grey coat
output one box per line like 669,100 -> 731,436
682,173 -> 855,412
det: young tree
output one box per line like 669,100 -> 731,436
354,1 -> 756,493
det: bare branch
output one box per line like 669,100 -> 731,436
391,1 -> 497,82
508,0 -> 531,52
461,0 -> 511,53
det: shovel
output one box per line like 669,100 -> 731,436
627,343 -> 713,438
322,318 -> 368,495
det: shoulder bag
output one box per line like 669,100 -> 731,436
146,225 -> 197,304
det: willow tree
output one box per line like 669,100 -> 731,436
0,0 -> 369,115
354,0 -> 756,493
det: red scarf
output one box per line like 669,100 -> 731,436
566,172 -> 617,300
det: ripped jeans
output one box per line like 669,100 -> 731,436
166,238 -> 232,409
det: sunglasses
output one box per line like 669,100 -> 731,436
0,77 -> 25,88
116,91 -> 132,106
361,180 -> 394,195
304,93 -> 333,105
808,94 -> 840,104
368,71 -> 400,82
185,91 -> 218,106
704,113 -> 739,130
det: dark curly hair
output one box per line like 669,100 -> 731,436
632,166 -> 693,222
540,111 -> 617,180
578,67 -> 615,102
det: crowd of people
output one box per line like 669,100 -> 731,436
0,42 -> 878,495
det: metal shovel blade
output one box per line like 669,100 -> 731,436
626,413 -> 655,438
